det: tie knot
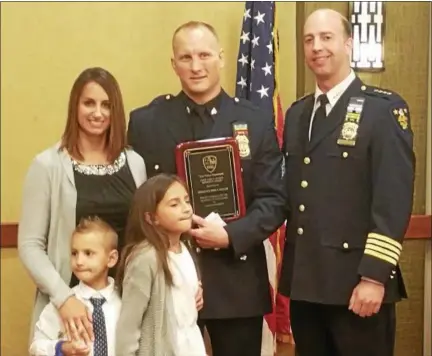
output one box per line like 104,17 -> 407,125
194,105 -> 207,116
90,297 -> 106,308
317,94 -> 329,107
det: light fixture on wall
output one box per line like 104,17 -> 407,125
350,1 -> 385,71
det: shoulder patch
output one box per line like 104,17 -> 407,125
391,105 -> 410,131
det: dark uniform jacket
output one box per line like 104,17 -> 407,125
128,90 -> 287,319
279,77 -> 415,305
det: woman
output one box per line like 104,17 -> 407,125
18,67 -> 146,346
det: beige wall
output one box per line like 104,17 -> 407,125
427,5 -> 432,217
0,2 -> 297,223
0,3 -> 296,356
1,249 -> 35,356
424,5 -> 431,355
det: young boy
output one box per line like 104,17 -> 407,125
29,216 -> 121,356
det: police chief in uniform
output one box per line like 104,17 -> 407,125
278,9 -> 415,356
128,21 -> 286,356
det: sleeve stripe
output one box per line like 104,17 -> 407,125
364,249 -> 398,266
367,232 -> 402,251
366,238 -> 402,256
365,243 -> 400,261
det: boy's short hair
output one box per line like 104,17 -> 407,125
73,216 -> 118,250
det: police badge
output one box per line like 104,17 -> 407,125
232,122 -> 252,159
337,97 -> 365,147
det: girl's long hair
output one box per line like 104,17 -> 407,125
115,173 -> 189,295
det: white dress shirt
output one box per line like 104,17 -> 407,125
29,277 -> 121,356
308,70 -> 356,141
168,243 -> 206,356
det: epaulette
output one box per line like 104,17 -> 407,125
361,85 -> 410,131
360,85 -> 403,102
130,93 -> 175,116
290,93 -> 313,107
149,93 -> 175,106
232,96 -> 259,111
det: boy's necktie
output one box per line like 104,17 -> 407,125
90,297 -> 108,356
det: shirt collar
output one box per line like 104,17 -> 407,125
180,90 -> 224,117
314,70 -> 356,108
77,276 -> 116,302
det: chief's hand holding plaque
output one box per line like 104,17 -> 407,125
175,137 -> 246,221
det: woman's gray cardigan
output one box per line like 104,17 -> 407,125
17,142 -> 147,335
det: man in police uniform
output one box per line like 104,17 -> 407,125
278,9 -> 415,356
128,21 -> 286,356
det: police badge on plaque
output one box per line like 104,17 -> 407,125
175,137 -> 246,221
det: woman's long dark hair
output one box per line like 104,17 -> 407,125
115,174 -> 191,295
60,67 -> 126,163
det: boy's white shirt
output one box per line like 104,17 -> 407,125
29,277 -> 121,356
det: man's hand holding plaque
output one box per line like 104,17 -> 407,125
175,137 -> 246,221
176,137 -> 246,250
189,213 -> 229,249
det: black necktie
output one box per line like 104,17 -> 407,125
311,94 -> 329,140
194,105 -> 207,121
90,297 -> 108,356
192,105 -> 211,140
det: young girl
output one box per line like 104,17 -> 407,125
115,173 -> 206,356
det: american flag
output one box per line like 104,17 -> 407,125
235,1 -> 284,145
235,2 -> 290,355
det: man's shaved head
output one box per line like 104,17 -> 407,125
305,9 -> 352,39
171,21 -> 224,104
172,21 -> 220,52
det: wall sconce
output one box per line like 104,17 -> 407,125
350,1 -> 385,71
